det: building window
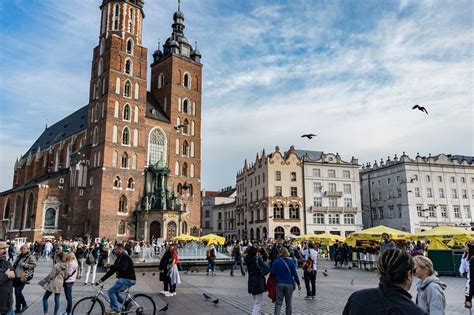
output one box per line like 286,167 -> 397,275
44,208 -> 56,228
204,210 -> 210,218
344,198 -> 352,208
290,187 -> 297,197
329,197 -> 337,207
148,128 -> 166,166
158,73 -> 165,88
451,176 -> 455,183
438,176 -> 443,182
415,187 -> 420,197
417,205 -> 423,217
344,214 -> 354,225
313,182 -> 322,192
290,172 -> 296,181
462,189 -> 468,199
454,206 -> 461,218
273,204 -> 284,219
397,206 -> 402,218
122,127 -> 130,145
312,168 -> 320,177
113,176 -> 121,188
439,188 -> 445,198
313,213 -> 324,224
117,220 -> 126,235
182,162 -> 188,177
387,177 -> 391,184
328,169 -> 336,178
128,8 -> 134,33
289,205 -> 299,219
126,39 -> 133,54
426,175 -> 431,182
290,226 -> 300,236
397,188 -> 402,197
124,80 -> 131,98
328,213 -> 340,224
275,171 -> 281,181
119,195 -> 127,213
452,189 -> 458,198
275,186 -> 282,197
464,206 -> 471,219
388,206 -> 394,219
440,206 -> 447,218
313,197 -> 322,207
182,141 -> 189,156
123,104 -> 131,121
343,184 -> 351,194
121,152 -> 129,168
426,188 -> 433,198
328,183 -> 337,192
92,126 -> 99,146
462,177 -> 466,183
371,208 -> 377,220
182,99 -> 189,114
378,207 -> 384,219
125,59 -> 132,75
343,170 -> 350,179
127,178 -> 134,189
183,73 -> 191,88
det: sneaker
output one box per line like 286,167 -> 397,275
311,296 -> 316,300
159,290 -> 167,295
304,296 -> 312,300
164,292 -> 173,297
172,292 -> 176,296
83,283 -> 88,286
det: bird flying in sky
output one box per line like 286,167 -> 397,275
301,134 -> 317,139
412,105 -> 428,114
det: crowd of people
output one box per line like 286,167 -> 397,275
0,235 -> 470,315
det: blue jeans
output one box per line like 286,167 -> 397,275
43,290 -> 61,315
15,282 -> 26,311
230,257 -> 245,275
274,283 -> 294,315
108,278 -> 136,311
64,282 -> 74,313
207,260 -> 215,273
6,310 -> 15,315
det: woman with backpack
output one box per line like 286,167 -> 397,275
302,241 -> 318,300
244,246 -> 268,315
83,243 -> 98,286
62,252 -> 78,315
38,252 -> 67,315
13,244 -> 37,313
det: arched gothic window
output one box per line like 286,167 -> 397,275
182,162 -> 188,177
182,99 -> 189,114
126,39 -> 133,54
290,226 -> 301,236
24,193 -> 34,229
124,80 -> 131,98
183,72 -> 191,88
182,119 -> 189,134
128,178 -> 135,189
112,150 -> 118,167
14,196 -> 22,229
148,128 -> 166,165
158,73 -> 165,88
122,127 -> 130,145
119,195 -> 127,213
182,140 -> 189,156
123,104 -> 131,121
125,59 -> 132,75
121,152 -> 129,168
118,220 -> 126,235
98,58 -> 103,76
92,126 -> 99,146
113,176 -> 121,188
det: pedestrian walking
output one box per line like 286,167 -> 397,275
0,239 -> 16,315
159,246 -> 173,296
43,241 -> 53,262
230,240 -> 245,276
75,243 -> 85,280
168,245 -> 181,297
464,243 -> 474,310
244,246 -> 269,315
13,244 -> 37,313
413,255 -> 446,315
343,248 -> 427,315
8,242 -> 15,262
302,241 -> 318,300
38,252 -> 67,315
83,243 -> 99,285
271,247 -> 301,315
206,245 -> 216,276
62,252 -> 78,315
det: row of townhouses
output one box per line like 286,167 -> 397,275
201,147 -> 474,242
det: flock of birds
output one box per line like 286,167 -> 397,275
301,104 -> 429,139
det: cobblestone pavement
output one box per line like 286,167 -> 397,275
17,258 -> 467,314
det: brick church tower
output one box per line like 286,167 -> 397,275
0,0 -> 202,241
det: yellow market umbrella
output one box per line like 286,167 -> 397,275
313,233 -> 345,243
414,225 -> 474,241
199,234 -> 225,245
170,234 -> 199,241
427,238 -> 449,250
296,234 -> 320,241
346,225 -> 413,242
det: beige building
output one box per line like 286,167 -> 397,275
236,146 -> 304,241
201,187 -> 236,240
299,150 -> 363,236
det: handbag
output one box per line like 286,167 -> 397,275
17,254 -> 34,283
266,273 -> 276,303
256,256 -> 270,276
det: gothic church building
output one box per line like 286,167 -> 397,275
0,0 -> 202,242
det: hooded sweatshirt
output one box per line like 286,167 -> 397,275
416,275 -> 447,315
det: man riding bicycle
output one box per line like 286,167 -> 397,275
96,243 -> 136,313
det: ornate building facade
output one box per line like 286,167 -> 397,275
0,0 -> 202,242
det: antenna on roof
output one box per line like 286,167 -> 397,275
195,39 -> 198,49
178,0 -> 181,11
45,120 -> 48,130
157,37 -> 160,49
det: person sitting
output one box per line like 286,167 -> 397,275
97,243 -> 136,313
343,248 -> 427,315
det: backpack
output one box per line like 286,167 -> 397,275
85,249 -> 97,265
256,256 -> 270,276
303,250 -> 314,273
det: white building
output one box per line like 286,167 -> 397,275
360,153 -> 474,233
201,187 -> 236,238
236,146 -> 304,241
299,150 -> 363,236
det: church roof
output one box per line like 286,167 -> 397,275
0,169 -> 68,196
25,105 -> 88,156
294,149 -> 323,161
146,92 -> 170,122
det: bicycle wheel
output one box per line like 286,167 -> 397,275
127,293 -> 156,315
72,296 -> 105,315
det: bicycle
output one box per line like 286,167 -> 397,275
72,282 -> 157,315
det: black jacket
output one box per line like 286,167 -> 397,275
0,259 -> 14,313
244,253 -> 267,295
101,253 -> 136,282
343,284 -> 428,315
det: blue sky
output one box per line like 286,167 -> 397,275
0,0 -> 473,192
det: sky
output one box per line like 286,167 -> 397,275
0,0 -> 473,192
